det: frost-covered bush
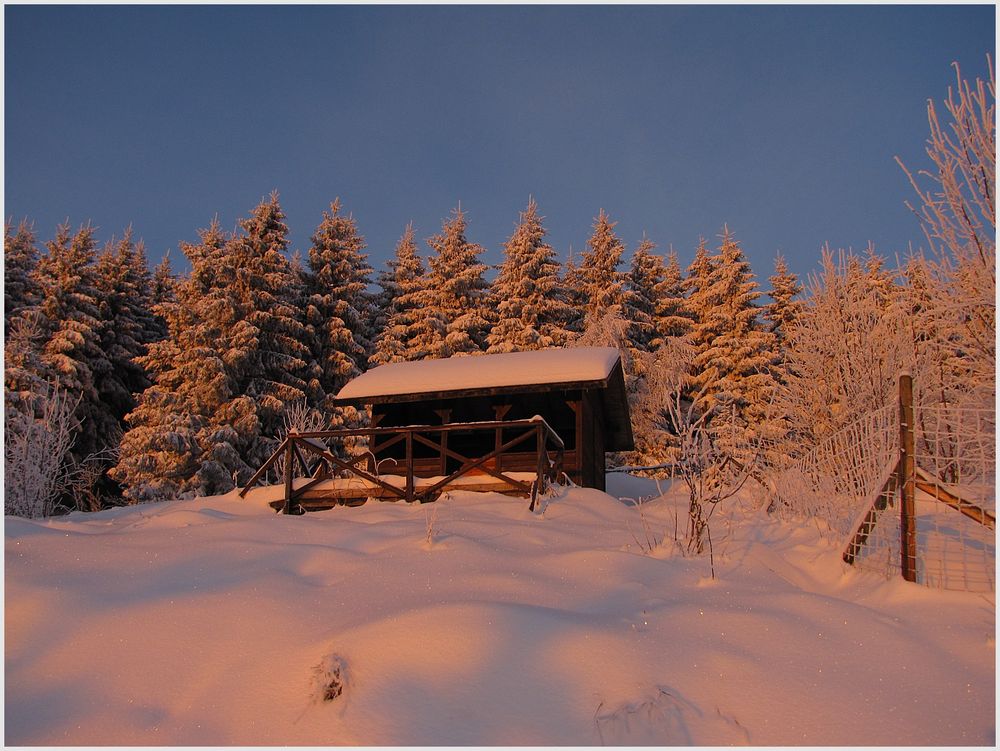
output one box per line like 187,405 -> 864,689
4,384 -> 79,518
775,247 -> 912,458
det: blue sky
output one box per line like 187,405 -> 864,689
4,5 -> 995,285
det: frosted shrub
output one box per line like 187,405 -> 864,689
633,340 -> 756,561
775,247 -> 912,458
896,58 -> 994,400
4,384 -> 80,518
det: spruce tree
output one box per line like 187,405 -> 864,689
303,199 -> 374,401
656,249 -> 693,343
693,228 -> 779,459
764,254 -> 804,348
94,229 -> 163,428
33,223 -> 115,460
371,223 -> 435,365
148,253 -> 176,342
487,198 -> 573,353
684,237 -> 721,400
625,234 -> 663,353
113,220 -> 234,500
579,209 -> 629,325
226,193 -> 313,464
151,253 -> 177,308
421,206 -> 490,358
116,195 -> 315,500
4,219 -> 42,332
562,251 -> 588,334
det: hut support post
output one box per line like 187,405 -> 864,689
367,412 -> 383,475
494,405 -> 511,474
405,431 -> 414,502
434,409 -> 451,474
283,437 -> 295,515
899,373 -> 917,582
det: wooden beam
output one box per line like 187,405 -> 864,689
434,409 -> 451,475
843,472 -> 899,565
914,467 -> 996,530
239,440 -> 287,498
413,430 -> 536,497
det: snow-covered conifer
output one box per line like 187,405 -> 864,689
689,228 -> 779,460
763,254 -> 803,347
656,249 -> 693,343
624,234 -> 663,353
33,223 -> 116,460
226,193 -> 314,462
863,243 -> 896,309
683,237 -> 721,398
561,251 -> 587,334
4,219 -> 42,331
151,252 -> 177,308
117,195 -> 314,500
578,209 -> 629,325
113,221 -> 233,501
420,206 -> 490,358
303,199 -> 374,400
371,223 -> 434,365
94,229 -> 163,426
486,198 -> 573,353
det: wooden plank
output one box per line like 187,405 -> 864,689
843,472 -> 899,565
303,447 -> 408,500
412,429 -> 536,496
294,475 -> 536,502
239,440 -> 287,498
244,418 -> 573,510
292,442 -> 311,476
914,476 -> 996,530
299,484 -> 396,500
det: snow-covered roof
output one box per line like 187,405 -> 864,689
335,347 -> 621,402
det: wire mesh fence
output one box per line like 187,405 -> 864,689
907,401 -> 995,592
768,404 -> 899,539
767,379 -> 995,593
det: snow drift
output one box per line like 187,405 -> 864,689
4,477 -> 995,745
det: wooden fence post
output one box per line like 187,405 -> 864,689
530,423 -> 545,511
899,373 -> 917,583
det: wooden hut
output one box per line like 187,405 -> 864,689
240,347 -> 633,512
333,346 -> 633,492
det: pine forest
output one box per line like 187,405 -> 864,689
4,62 -> 994,526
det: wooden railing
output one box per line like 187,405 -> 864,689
239,417 -> 565,514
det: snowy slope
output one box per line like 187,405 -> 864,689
5,479 -> 995,745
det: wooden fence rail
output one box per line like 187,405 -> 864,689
239,418 -> 565,514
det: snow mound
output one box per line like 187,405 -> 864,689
5,482 -> 994,745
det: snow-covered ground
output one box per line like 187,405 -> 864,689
5,476 -> 995,745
